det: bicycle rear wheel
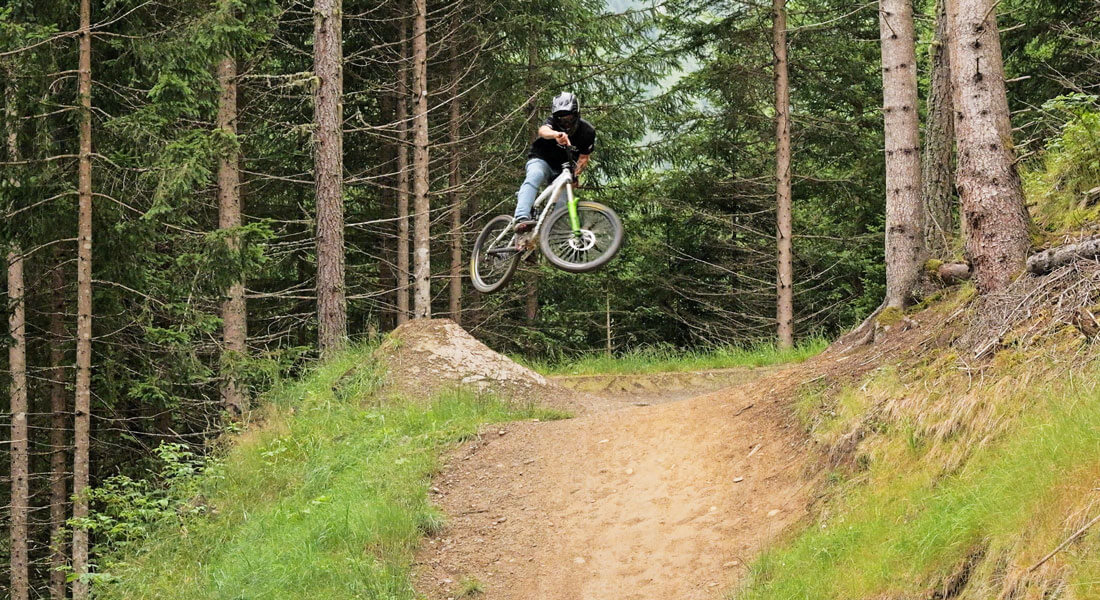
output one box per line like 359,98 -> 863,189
470,215 -> 521,293
538,201 -> 623,273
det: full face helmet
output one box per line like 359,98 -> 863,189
550,92 -> 580,134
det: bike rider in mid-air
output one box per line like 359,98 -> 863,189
513,92 -> 596,233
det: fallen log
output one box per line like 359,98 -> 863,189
936,262 -> 971,284
1027,237 -> 1100,275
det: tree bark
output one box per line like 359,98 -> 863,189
379,93 -> 397,330
48,255 -> 69,600
411,0 -> 432,319
523,37 -> 540,324
773,0 -> 794,349
447,18 -> 463,324
396,11 -> 411,325
4,64 -> 29,600
525,278 -> 538,323
9,249 -> 28,600
923,0 -> 956,260
879,0 -> 926,308
72,0 -> 94,595
314,0 -> 347,349
946,0 -> 1030,292
217,49 -> 248,414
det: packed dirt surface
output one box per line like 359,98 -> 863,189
414,359 -> 848,599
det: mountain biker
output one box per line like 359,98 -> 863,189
513,92 -> 596,233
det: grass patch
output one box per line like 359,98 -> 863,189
96,343 -> 561,600
521,338 -> 827,376
733,355 -> 1100,599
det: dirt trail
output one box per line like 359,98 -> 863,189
415,366 -> 816,600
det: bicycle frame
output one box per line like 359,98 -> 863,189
485,164 -> 580,254
530,165 -> 581,237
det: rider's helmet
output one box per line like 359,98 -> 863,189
550,92 -> 580,134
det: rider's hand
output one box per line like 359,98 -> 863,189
555,132 -> 571,146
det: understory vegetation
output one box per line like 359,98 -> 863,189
523,338 -> 827,375
90,344 -> 563,599
734,289 -> 1100,599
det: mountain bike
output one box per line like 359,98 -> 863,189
470,151 -> 623,293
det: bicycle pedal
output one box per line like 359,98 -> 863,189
515,232 -> 536,251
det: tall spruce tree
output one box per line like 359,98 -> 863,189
879,0 -> 925,308
947,0 -> 1030,291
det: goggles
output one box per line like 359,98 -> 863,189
554,112 -> 578,128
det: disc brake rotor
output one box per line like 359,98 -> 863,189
568,230 -> 598,253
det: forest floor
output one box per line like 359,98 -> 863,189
413,358 -> 849,599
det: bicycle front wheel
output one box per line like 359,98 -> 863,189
470,215 -> 520,293
538,201 -> 623,273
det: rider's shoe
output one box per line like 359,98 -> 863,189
514,217 -> 535,233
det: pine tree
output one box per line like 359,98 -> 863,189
947,0 -> 1030,292
774,0 -> 794,348
72,0 -> 94,595
8,249 -> 28,599
217,27 -> 247,414
879,0 -> 925,308
395,9 -> 411,325
410,0 -> 431,319
923,0 -> 956,260
314,0 -> 347,349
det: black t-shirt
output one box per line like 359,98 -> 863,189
528,116 -> 596,170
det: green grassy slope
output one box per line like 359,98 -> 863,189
95,344 -> 564,600
734,294 -> 1100,599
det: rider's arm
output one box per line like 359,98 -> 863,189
575,154 -> 591,176
539,124 -> 570,145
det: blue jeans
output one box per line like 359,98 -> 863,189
514,158 -> 563,219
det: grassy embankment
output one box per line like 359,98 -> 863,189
96,344 -> 564,600
733,291 -> 1100,599
522,338 -> 828,375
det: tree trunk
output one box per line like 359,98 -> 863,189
447,21 -> 463,325
4,64 -> 29,600
947,0 -> 1030,292
217,49 -> 248,414
314,0 -> 346,349
396,12 -> 411,325
879,0 -> 926,308
525,278 -> 538,323
379,95 -> 397,331
923,0 -> 956,260
773,0 -> 794,349
9,249 -> 28,600
48,256 -> 69,600
411,0 -> 431,319
72,0 -> 94,595
523,37 -> 540,324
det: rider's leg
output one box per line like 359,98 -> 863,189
514,158 -> 556,220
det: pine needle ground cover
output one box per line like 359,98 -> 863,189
96,344 -> 564,600
523,338 -> 828,376
735,322 -> 1100,598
